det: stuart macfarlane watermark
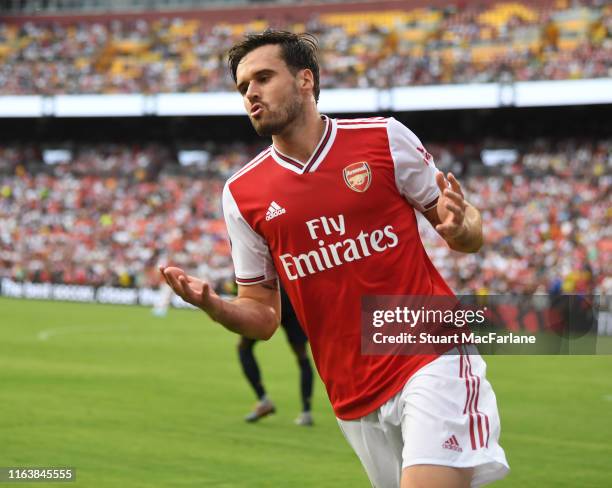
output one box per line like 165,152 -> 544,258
361,295 -> 608,355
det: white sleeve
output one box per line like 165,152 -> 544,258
387,117 -> 440,212
222,183 -> 277,285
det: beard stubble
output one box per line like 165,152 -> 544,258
251,85 -> 304,137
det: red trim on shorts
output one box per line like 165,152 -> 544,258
464,350 -> 490,450
462,351 -> 470,414
477,407 -> 484,447
462,351 -> 477,450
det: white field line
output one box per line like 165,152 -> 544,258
37,324 -> 133,341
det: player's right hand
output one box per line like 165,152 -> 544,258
159,266 -> 222,318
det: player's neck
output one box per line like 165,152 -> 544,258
272,107 -> 325,164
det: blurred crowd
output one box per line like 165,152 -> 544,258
0,172 -> 232,290
1,137 -> 610,296
0,0 -> 610,95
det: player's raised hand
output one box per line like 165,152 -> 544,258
435,172 -> 467,240
159,266 -> 222,317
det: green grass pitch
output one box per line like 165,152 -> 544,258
1,297 -> 611,487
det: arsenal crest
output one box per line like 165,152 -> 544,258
343,162 -> 372,193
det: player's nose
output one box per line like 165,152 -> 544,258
245,82 -> 260,103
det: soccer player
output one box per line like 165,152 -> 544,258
240,286 -> 314,426
161,31 -> 509,487
152,282 -> 173,317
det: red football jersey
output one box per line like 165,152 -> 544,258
223,116 -> 454,420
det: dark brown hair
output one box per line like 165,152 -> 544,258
228,30 -> 320,102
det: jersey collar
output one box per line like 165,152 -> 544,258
270,115 -> 337,175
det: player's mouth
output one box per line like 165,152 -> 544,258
250,104 -> 264,118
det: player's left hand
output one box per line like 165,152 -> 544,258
435,172 -> 467,240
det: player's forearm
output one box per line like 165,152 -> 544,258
208,296 -> 279,340
445,204 -> 483,253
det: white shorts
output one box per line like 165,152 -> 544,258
337,347 -> 509,487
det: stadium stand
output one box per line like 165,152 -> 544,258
1,138 -> 610,295
1,0 -> 332,15
0,0 -> 609,94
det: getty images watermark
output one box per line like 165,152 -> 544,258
361,295 -> 611,355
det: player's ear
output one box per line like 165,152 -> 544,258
298,68 -> 314,96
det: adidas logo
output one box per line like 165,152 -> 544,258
265,201 -> 286,221
442,435 -> 463,452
